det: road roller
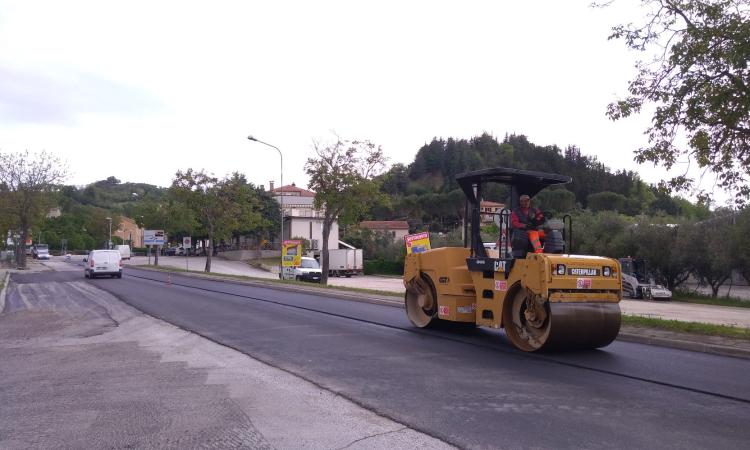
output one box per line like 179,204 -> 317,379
403,167 -> 622,352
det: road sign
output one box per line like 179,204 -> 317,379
144,230 -> 166,246
183,236 -> 192,248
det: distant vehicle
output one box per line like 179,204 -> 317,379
328,249 -> 363,277
292,257 -> 322,283
115,245 -> 131,260
619,257 -> 671,300
83,249 -> 122,279
640,284 -> 673,300
32,244 -> 51,260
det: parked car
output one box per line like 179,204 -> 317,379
641,284 -> 672,300
115,245 -> 131,260
83,249 -> 122,279
32,244 -> 51,260
291,257 -> 322,283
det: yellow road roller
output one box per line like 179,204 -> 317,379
403,167 -> 621,352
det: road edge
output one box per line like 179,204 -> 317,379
131,266 -> 750,360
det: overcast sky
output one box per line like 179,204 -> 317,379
1,1 -> 716,199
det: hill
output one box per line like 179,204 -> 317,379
373,133 -> 708,231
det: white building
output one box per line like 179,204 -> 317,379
270,182 -> 339,252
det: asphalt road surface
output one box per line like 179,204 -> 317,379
1,268 -> 451,449
8,264 -> 750,449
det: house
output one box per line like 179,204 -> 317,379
114,216 -> 144,247
480,200 -> 505,224
270,182 -> 339,252
358,221 -> 410,243
46,207 -> 62,219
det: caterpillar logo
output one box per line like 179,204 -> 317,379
568,268 -> 599,276
494,260 -> 506,272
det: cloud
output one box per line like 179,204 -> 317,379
0,66 -> 162,125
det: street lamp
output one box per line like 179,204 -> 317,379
105,217 -> 112,249
247,135 -> 284,246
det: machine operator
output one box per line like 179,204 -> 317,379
511,194 -> 545,254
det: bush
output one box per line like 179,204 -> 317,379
364,259 -> 404,275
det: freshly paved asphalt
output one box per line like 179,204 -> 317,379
68,266 -> 750,449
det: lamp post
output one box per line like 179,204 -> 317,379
247,135 -> 284,247
105,217 -> 112,249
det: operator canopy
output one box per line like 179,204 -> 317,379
456,167 -> 571,209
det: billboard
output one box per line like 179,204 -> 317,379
404,231 -> 431,255
282,240 -> 302,267
144,230 -> 166,246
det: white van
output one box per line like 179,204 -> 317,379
84,250 -> 123,279
116,244 -> 131,260
292,257 -> 323,283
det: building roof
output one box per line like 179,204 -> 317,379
480,200 -> 505,208
271,183 -> 316,197
359,220 -> 410,230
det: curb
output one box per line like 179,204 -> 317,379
0,271 -> 9,314
132,266 -> 750,360
617,329 -> 750,360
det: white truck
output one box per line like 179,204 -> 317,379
327,248 -> 363,277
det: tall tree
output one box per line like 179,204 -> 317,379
629,219 -> 693,289
686,217 -> 738,297
606,0 -> 750,203
305,138 -> 387,285
0,150 -> 66,268
170,169 -> 261,272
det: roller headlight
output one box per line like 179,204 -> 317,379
603,266 -> 611,277
556,264 -> 566,275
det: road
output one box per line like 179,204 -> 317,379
42,264 -> 750,449
0,265 -> 450,449
117,255 -> 750,327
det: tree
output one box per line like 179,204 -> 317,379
587,191 -> 628,212
628,220 -> 692,290
733,207 -> 750,283
686,217 -> 738,297
572,210 -> 633,257
0,150 -> 66,268
305,138 -> 387,285
170,169 -> 262,272
535,188 -> 576,216
606,0 -> 750,203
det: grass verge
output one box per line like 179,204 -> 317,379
672,291 -> 750,308
622,315 -> 750,340
133,265 -> 403,299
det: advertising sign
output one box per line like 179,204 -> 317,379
281,240 -> 302,267
144,230 -> 166,246
404,231 -> 431,255
182,236 -> 192,248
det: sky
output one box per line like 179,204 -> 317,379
0,1 -> 718,200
